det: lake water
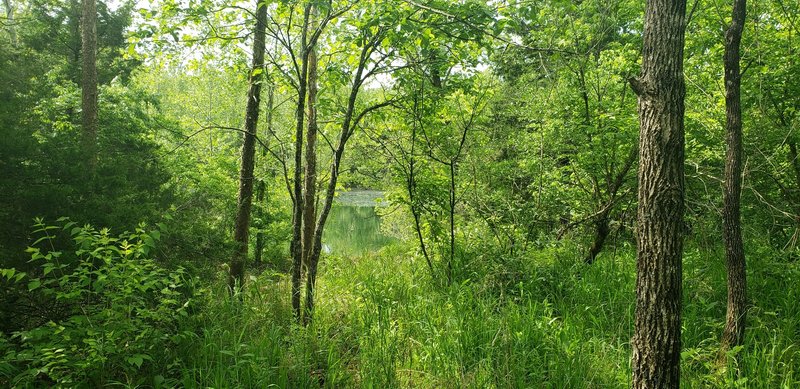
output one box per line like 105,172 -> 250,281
322,190 -> 395,255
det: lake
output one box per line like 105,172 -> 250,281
322,190 -> 395,255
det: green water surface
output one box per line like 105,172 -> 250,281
322,190 -> 395,255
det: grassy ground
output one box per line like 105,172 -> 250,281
174,241 -> 800,388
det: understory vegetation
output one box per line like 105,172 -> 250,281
2,222 -> 798,387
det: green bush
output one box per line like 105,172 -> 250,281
0,218 -> 197,387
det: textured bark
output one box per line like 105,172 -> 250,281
254,86 -> 274,267
301,19 -> 319,326
80,0 -> 98,174
630,0 -> 687,388
721,0 -> 747,353
229,0 -> 267,291
291,4 -> 312,320
302,29 -> 319,274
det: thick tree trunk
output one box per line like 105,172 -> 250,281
291,5 -> 312,320
721,0 -> 747,354
229,0 -> 267,291
629,0 -> 687,387
80,0 -> 98,174
254,85 -> 274,267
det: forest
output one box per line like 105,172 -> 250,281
1,0 -> 799,387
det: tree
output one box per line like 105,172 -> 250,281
254,83 -> 275,267
290,3 -> 312,320
81,0 -> 98,173
229,0 -> 268,291
301,5 -> 319,301
629,0 -> 687,387
0,0 -> 169,266
301,18 -> 396,322
721,0 -> 747,353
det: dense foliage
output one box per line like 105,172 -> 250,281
1,0 -> 799,387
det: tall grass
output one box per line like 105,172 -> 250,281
173,240 -> 800,388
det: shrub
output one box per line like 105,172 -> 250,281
0,218 -> 197,387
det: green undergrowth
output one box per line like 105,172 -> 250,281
176,242 -> 799,388
2,226 -> 798,387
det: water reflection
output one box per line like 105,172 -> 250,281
322,191 -> 394,255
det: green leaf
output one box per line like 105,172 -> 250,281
1,268 -> 14,278
28,279 -> 41,291
127,355 -> 144,368
143,233 -> 155,245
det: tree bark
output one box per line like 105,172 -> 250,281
291,4 -> 312,320
721,0 -> 747,354
254,85 -> 274,267
302,23 -> 319,275
80,0 -> 98,174
629,0 -> 687,388
301,18 -> 319,325
229,0 -> 268,291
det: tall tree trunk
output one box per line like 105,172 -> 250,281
291,4 -> 312,320
721,0 -> 747,354
629,0 -> 687,387
80,0 -> 98,174
302,26 -> 319,273
229,0 -> 268,291
301,22 -> 319,325
254,85 -> 274,267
